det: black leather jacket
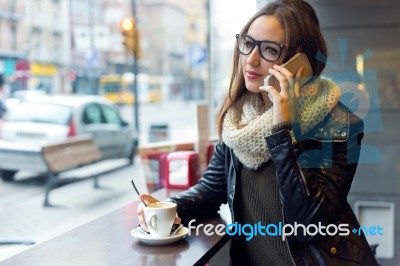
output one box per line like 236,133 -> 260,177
169,102 -> 378,266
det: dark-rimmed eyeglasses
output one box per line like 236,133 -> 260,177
236,34 -> 287,62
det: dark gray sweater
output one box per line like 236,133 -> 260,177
231,160 -> 294,266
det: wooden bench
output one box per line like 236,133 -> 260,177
41,136 -> 103,207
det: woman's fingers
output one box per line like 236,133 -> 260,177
295,65 -> 304,79
273,64 -> 294,79
260,85 -> 280,103
137,202 -> 148,231
293,66 -> 304,98
139,194 -> 159,204
268,64 -> 304,102
272,64 -> 294,95
137,194 -> 159,231
174,216 -> 182,224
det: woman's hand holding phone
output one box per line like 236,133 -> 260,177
260,53 -> 312,125
261,64 -> 303,125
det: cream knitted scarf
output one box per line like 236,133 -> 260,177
222,77 -> 341,169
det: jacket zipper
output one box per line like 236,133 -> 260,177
281,207 -> 296,266
229,148 -> 237,223
297,162 -> 310,197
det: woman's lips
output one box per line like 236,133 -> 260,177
246,71 -> 262,80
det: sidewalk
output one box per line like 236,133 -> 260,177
0,156 -> 149,262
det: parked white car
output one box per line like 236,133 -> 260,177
0,95 -> 138,181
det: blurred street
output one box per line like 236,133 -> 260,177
0,100 -> 204,262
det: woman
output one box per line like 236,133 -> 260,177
138,0 -> 378,265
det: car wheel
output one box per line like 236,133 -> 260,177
0,170 -> 17,181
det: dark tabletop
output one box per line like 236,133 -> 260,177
0,188 -> 231,266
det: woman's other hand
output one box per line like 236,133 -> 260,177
137,194 -> 181,231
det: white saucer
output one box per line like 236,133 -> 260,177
131,226 -> 189,245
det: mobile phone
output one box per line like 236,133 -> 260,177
264,53 -> 313,93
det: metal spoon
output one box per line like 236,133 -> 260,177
131,180 -> 147,207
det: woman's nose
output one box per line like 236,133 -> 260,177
247,45 -> 261,65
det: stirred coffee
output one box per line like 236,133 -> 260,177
147,202 -> 174,208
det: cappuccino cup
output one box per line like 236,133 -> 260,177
143,201 -> 177,237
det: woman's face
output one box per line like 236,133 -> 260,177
240,15 -> 286,93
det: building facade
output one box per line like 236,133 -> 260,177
69,0 -> 108,95
0,0 -> 26,92
0,0 -> 209,100
24,0 -> 70,94
139,0 -> 208,101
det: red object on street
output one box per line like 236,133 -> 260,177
147,151 -> 169,189
164,151 -> 200,189
15,60 -> 30,80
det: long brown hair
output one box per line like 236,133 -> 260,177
216,0 -> 327,137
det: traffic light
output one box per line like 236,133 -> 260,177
120,17 -> 136,53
